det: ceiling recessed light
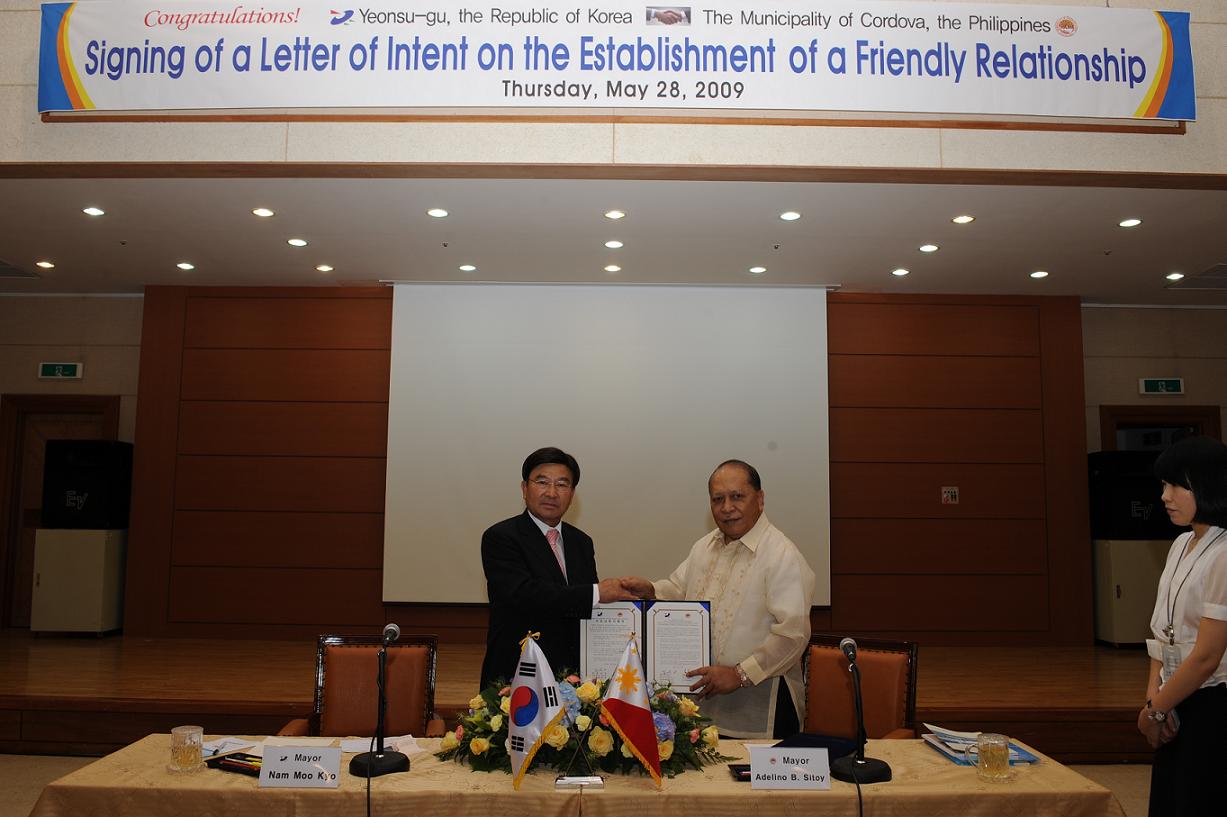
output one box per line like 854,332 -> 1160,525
749,266 -> 766,274
1119,218 -> 1142,228
427,208 -> 449,218
176,262 -> 195,271
458,264 -> 477,272
779,211 -> 801,221
252,207 -> 275,218
82,207 -> 105,216
287,238 -> 308,247
604,210 -> 625,220
316,264 -> 334,273
35,260 -> 55,269
1030,270 -> 1049,279
604,265 -> 621,273
919,244 -> 939,253
604,240 -> 623,249
891,268 -> 910,277
952,215 -> 975,224
1166,272 -> 1185,281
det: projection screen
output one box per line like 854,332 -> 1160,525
383,283 -> 830,605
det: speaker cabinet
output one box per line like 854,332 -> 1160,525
1087,451 -> 1181,541
40,439 -> 134,529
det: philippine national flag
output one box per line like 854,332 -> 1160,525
508,634 -> 564,790
600,636 -> 662,787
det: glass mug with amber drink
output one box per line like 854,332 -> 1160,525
963,732 -> 1012,782
168,725 -> 205,774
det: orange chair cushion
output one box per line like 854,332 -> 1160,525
319,644 -> 431,737
804,645 -> 910,739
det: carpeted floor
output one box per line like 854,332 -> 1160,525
0,754 -> 1152,817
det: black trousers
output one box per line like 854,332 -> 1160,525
773,677 -> 800,739
1148,683 -> 1227,817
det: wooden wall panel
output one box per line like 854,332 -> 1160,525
1038,298 -> 1094,641
175,456 -> 385,512
828,302 -> 1040,356
829,408 -> 1043,463
183,295 -> 391,349
172,511 -> 383,568
178,402 -> 388,457
179,349 -> 391,402
829,356 -> 1042,408
831,575 -> 1048,631
830,463 -> 1045,519
125,288 -> 187,636
830,519 -> 1047,575
168,566 -> 384,624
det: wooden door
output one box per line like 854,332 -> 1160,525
0,396 -> 120,628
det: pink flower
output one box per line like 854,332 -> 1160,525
455,724 -> 464,740
689,728 -> 700,744
566,674 -> 581,684
499,686 -> 511,696
599,714 -> 609,726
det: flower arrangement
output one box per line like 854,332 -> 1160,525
436,673 -> 731,778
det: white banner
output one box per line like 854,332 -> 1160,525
39,1 -> 1195,119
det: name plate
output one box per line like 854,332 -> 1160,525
258,746 -> 342,788
748,746 -> 830,790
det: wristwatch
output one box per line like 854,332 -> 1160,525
1146,699 -> 1167,722
735,664 -> 752,688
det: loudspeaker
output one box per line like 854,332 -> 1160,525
1088,451 -> 1182,541
40,440 -> 134,529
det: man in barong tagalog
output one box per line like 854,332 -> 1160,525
621,460 -> 815,739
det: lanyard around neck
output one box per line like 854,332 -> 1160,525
1165,528 -> 1227,644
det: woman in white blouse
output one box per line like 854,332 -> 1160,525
1140,436 -> 1227,817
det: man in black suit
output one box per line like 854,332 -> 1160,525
480,447 -> 634,687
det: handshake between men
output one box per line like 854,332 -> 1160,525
480,447 -> 816,739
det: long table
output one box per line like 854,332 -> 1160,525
29,735 -> 1127,817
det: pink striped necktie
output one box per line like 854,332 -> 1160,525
546,528 -> 567,580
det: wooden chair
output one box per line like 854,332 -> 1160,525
803,634 -> 918,740
280,633 -> 446,738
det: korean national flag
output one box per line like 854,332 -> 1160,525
508,634 -> 564,789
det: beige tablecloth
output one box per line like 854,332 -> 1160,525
29,735 -> 1126,817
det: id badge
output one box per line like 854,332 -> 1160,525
1162,642 -> 1183,678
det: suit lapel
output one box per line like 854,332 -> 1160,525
520,510 -> 568,584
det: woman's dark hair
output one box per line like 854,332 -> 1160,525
1154,436 -> 1227,527
522,447 -> 580,486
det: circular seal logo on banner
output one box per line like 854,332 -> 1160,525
1056,17 -> 1078,37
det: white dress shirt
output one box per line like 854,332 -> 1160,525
528,511 -> 600,609
1147,526 -> 1227,687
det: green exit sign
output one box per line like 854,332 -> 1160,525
1139,378 -> 1184,395
38,362 -> 83,380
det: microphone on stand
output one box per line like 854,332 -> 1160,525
829,637 -> 892,785
349,623 -> 410,778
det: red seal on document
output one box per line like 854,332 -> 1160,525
1056,17 -> 1077,37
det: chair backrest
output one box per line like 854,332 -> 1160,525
312,634 -> 438,738
803,634 -> 918,739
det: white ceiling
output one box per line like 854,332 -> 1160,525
1,174 -> 1225,304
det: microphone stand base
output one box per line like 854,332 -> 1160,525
349,751 -> 410,777
831,755 -> 891,784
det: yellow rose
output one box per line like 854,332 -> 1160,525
678,697 -> 700,717
440,731 -> 459,751
489,714 -> 503,732
469,737 -> 490,755
702,726 -> 720,748
575,714 -> 592,732
576,682 -> 600,703
500,696 -> 511,714
658,740 -> 674,761
588,726 -> 614,757
544,724 -> 570,750
469,694 -> 486,711
621,741 -> 635,758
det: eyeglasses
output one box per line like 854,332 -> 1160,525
530,477 -> 573,491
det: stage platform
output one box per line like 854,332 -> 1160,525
0,632 -> 1152,762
